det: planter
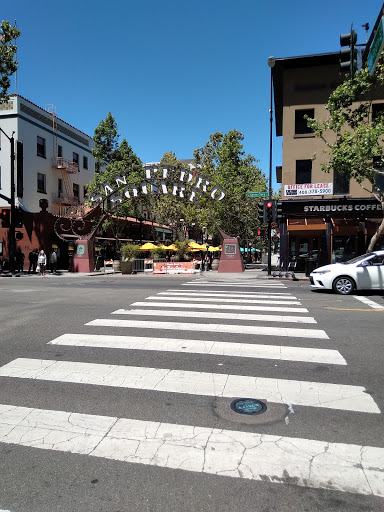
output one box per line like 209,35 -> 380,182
121,260 -> 133,274
113,259 -> 121,272
211,258 -> 220,271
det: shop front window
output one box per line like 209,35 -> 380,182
332,236 -> 356,263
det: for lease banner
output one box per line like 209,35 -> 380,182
284,183 -> 333,196
153,262 -> 197,274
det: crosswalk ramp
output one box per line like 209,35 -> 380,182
0,280 -> 383,499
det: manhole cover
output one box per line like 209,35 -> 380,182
230,398 -> 267,415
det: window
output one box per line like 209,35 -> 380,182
58,178 -> 63,197
58,145 -> 63,158
73,183 -> 80,201
0,166 -> 1,189
334,170 -> 350,195
37,173 -> 46,193
296,160 -> 312,184
83,184 -> 87,199
37,136 -> 46,158
73,152 -> 79,169
367,255 -> 384,266
372,103 -> 384,123
83,156 -> 88,169
295,109 -> 314,135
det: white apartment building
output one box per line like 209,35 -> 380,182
0,95 -> 95,215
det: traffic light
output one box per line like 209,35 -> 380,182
1,209 -> 10,228
265,200 -> 274,222
258,201 -> 265,224
276,201 -> 283,222
257,229 -> 265,236
14,208 -> 24,228
340,30 -> 357,77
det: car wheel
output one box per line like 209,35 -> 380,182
332,276 -> 355,295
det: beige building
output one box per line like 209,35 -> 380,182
272,52 -> 384,271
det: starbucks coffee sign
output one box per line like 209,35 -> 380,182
90,166 -> 226,205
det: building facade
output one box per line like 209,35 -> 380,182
272,52 -> 384,271
0,94 -> 95,215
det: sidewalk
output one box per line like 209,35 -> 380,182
0,268 -> 310,281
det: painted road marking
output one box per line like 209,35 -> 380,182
144,295 -> 302,305
86,319 -> 329,339
162,291 -> 297,299
0,404 -> 383,496
183,283 -> 286,288
114,308 -> 317,324
0,359 -> 376,412
353,296 -> 384,309
325,307 -> 384,312
131,301 -> 309,314
49,333 -> 347,365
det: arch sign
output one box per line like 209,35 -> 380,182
90,165 -> 226,205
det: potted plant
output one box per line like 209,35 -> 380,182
120,243 -> 141,274
174,240 -> 189,262
152,246 -> 167,260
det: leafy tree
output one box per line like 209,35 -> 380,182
307,65 -> 384,252
92,112 -> 119,173
193,130 -> 268,245
87,134 -> 145,252
0,21 -> 21,103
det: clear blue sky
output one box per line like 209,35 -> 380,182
2,0 -> 382,191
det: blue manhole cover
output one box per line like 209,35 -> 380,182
230,398 -> 267,415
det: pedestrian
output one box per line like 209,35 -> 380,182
49,249 -> 57,273
15,248 -> 25,273
38,250 -> 47,277
28,249 -> 38,273
204,254 -> 210,272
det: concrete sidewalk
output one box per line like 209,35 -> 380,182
0,268 -> 309,281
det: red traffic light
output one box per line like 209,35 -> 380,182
266,201 -> 273,208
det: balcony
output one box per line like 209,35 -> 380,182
51,192 -> 77,204
54,157 -> 78,174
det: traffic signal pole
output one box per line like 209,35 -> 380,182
267,57 -> 275,276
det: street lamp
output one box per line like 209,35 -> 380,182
267,56 -> 275,276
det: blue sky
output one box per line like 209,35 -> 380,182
2,0 -> 382,190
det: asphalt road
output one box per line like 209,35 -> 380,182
0,272 -> 384,512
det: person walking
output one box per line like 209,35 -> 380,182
28,249 -> 38,273
38,250 -> 47,277
15,248 -> 25,273
49,249 -> 57,273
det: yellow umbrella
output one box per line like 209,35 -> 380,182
208,246 -> 222,252
140,242 -> 157,251
188,241 -> 202,249
164,243 -> 178,251
188,247 -> 201,252
158,244 -> 168,249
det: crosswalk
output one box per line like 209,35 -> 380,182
0,277 -> 383,501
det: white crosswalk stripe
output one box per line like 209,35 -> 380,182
113,308 -> 317,324
143,295 -> 302,305
1,279 -> 383,501
48,333 -> 347,365
86,318 -> 329,339
0,358 -> 377,412
0,404 -> 383,497
130,301 -> 309,313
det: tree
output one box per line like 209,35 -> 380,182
193,130 -> 268,245
307,65 -> 384,252
92,112 -> 119,173
0,21 -> 21,103
87,132 -> 145,252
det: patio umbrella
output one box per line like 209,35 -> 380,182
188,241 -> 201,249
140,242 -> 157,251
164,243 -> 178,251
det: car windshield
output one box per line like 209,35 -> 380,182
344,253 -> 372,264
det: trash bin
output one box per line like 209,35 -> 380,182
305,258 -> 317,277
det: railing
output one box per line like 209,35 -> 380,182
55,157 -> 78,174
50,203 -> 90,218
51,193 -> 76,204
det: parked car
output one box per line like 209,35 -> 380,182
310,250 -> 384,295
